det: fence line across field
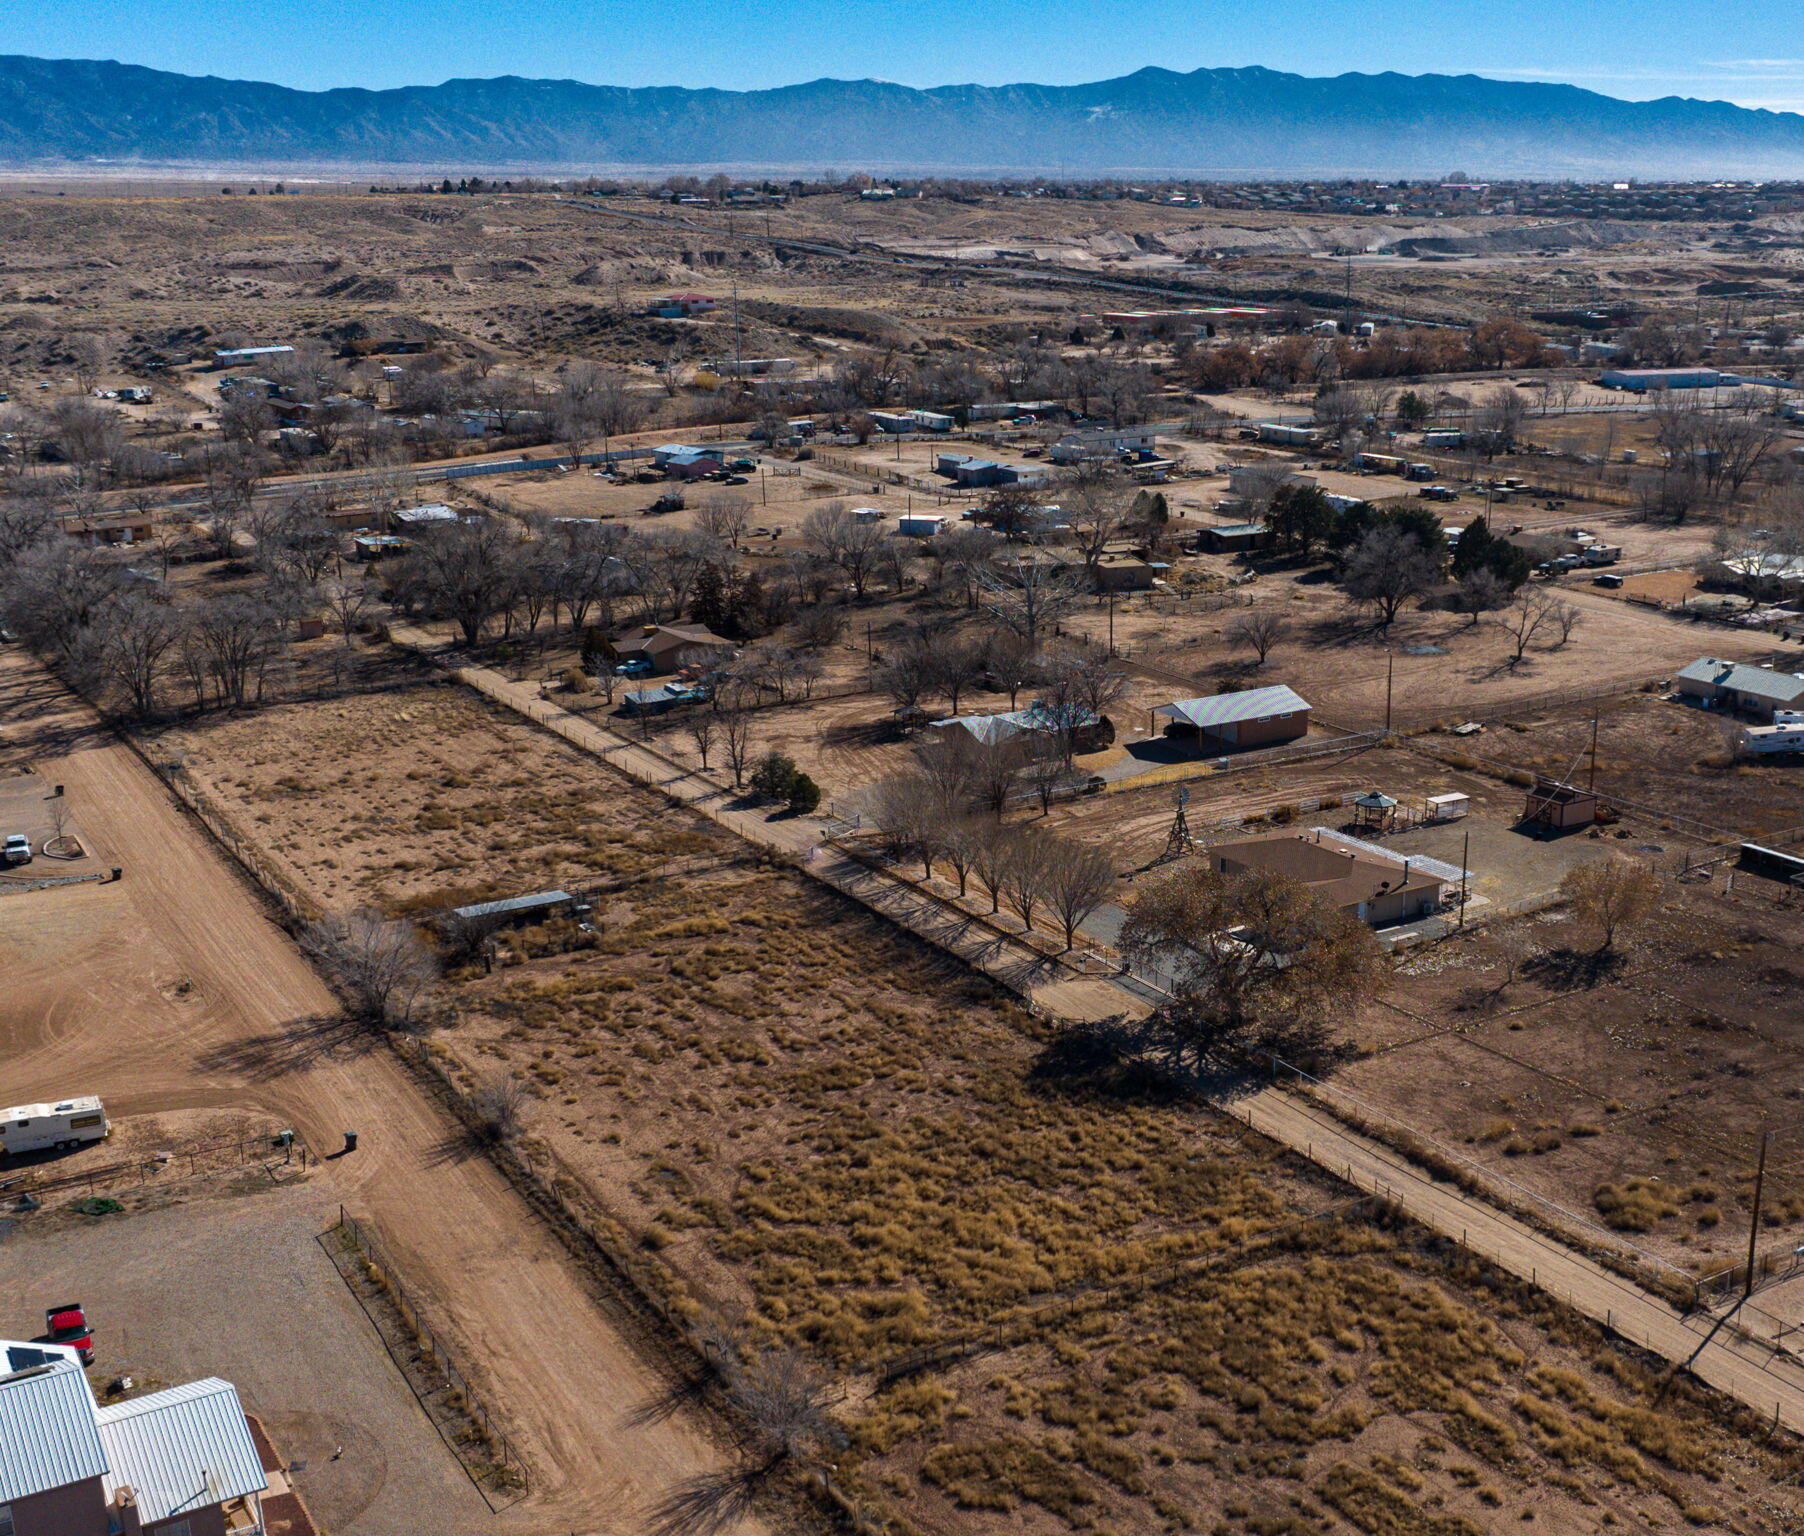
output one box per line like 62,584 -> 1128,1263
331,1208 -> 527,1491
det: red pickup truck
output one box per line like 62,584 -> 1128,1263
43,1303 -> 93,1364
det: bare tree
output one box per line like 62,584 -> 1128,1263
1041,837 -> 1116,949
1000,829 -> 1053,930
1456,566 -> 1513,625
190,593 -> 286,707
99,596 -> 183,717
696,493 -> 752,550
1499,585 -> 1559,666
1062,463 -> 1127,572
1120,865 -> 1387,1066
302,910 -> 439,1030
1548,597 -> 1583,649
401,516 -> 521,645
801,502 -> 887,599
1559,857 -> 1658,956
684,712 -> 717,770
1227,610 -> 1289,665
717,707 -> 755,789
974,556 -> 1086,646
470,1072 -> 529,1143
645,1345 -> 845,1536
1340,524 -> 1438,627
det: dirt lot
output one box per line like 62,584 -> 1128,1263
1064,574 -> 1783,733
1338,878 -> 1804,1291
0,1181 -> 485,1536
151,662 -> 1804,1535
1416,690 -> 1804,839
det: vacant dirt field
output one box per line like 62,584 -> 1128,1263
1066,574 -> 1783,732
1338,878 -> 1804,1297
159,663 -> 1804,1535
1417,691 -> 1804,840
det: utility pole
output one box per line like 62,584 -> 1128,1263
1384,649 -> 1395,734
1746,1130 -> 1771,1299
1458,828 -> 1471,928
1107,590 -> 1117,657
1588,705 -> 1601,791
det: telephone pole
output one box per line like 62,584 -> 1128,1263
1746,1130 -> 1771,1299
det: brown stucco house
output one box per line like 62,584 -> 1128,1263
1209,829 -> 1448,926
611,623 -> 737,675
1154,684 -> 1311,750
0,1342 -> 267,1536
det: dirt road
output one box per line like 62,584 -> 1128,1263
0,652 -> 757,1535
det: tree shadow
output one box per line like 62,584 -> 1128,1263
1522,946 -> 1624,991
192,1012 -> 372,1082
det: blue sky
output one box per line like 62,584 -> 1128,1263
5,0 -> 1804,112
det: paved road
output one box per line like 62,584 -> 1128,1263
407,633 -> 1804,1435
0,647 -> 758,1536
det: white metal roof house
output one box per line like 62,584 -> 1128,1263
0,1342 -> 266,1536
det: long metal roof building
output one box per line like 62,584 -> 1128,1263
1154,684 -> 1311,730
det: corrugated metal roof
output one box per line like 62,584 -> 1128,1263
0,1356 -> 107,1504
452,890 -> 572,920
95,1378 -> 266,1526
1155,684 -> 1311,730
1677,657 -> 1804,701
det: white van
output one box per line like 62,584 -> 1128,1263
0,1097 -> 111,1156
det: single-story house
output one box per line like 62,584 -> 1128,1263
928,700 -> 1113,755
351,534 -> 410,560
1153,684 -> 1311,750
1197,522 -> 1270,553
1049,427 -> 1160,466
622,682 -> 712,715
1092,559 -> 1167,592
612,623 -> 736,674
1209,829 -> 1449,926
652,444 -> 724,479
650,293 -> 716,317
391,502 -> 460,527
0,1339 -> 269,1536
897,514 -> 947,537
61,512 -> 156,547
935,454 -> 1017,488
1676,657 -> 1804,721
1718,553 -> 1804,596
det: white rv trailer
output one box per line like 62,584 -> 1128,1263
0,1096 -> 110,1156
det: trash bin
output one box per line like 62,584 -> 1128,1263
342,1131 -> 358,1155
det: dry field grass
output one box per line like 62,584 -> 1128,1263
1411,692 -> 1804,839
1341,883 -> 1804,1286
164,675 -> 1804,1535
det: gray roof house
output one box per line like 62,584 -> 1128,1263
1676,657 -> 1804,720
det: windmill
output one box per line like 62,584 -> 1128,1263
1156,783 -> 1196,865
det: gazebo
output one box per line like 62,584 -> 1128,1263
1352,790 -> 1399,832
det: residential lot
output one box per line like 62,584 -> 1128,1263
0,1184 -> 486,1536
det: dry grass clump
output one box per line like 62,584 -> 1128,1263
1591,1178 -> 1680,1232
1317,1460 -> 1485,1536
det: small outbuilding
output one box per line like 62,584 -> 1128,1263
1521,778 -> 1602,836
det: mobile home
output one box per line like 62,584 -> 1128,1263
1,1096 -> 110,1156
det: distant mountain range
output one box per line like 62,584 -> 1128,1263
4,54 -> 1804,178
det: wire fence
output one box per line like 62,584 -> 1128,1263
328,1208 -> 527,1498
0,1133 -> 312,1201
